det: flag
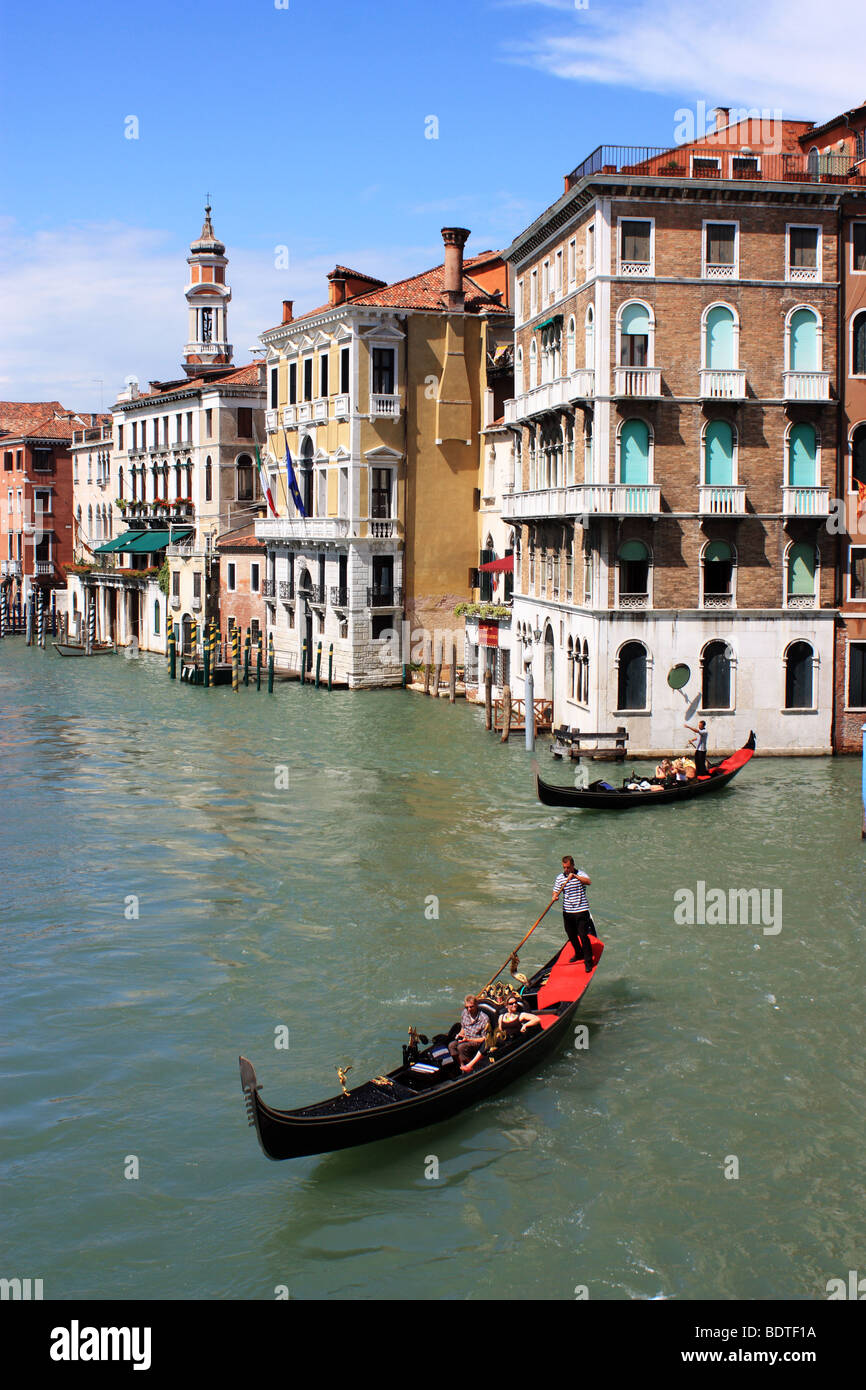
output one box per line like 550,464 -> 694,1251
858,480 -> 866,517
284,435 -> 306,517
255,446 -> 278,518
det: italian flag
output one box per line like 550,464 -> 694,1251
255,445 -> 278,517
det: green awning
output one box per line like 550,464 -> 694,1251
121,527 -> 192,553
93,530 -> 145,554
535,315 -> 563,331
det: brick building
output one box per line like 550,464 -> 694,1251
504,114 -> 866,755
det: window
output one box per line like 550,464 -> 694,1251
567,240 -> 576,285
566,318 -> 576,373
788,542 -> 817,599
704,420 -> 735,485
618,539 -> 650,598
851,425 -> 866,488
340,347 -> 350,395
703,541 -> 734,601
118,466 -> 124,499
853,224 -> 866,273
850,548 -> 866,600
32,449 -> 53,472
117,425 -> 124,452
785,642 -> 814,709
237,407 -> 252,437
320,353 -> 329,398
250,563 -> 260,592
619,302 -> 650,367
788,423 -> 817,486
619,219 -> 652,272
205,457 -> 212,502
371,468 -> 391,519
530,268 -> 538,315
227,563 -> 236,592
853,313 -> 866,376
788,226 -> 820,281
692,155 -> 721,176
372,348 -> 395,395
515,346 -> 524,396
704,305 -> 737,369
236,455 -> 254,501
542,260 -> 549,302
289,362 -> 298,404
702,640 -> 732,708
516,278 -> 524,323
303,358 -> 313,401
205,408 -> 213,438
529,340 -> 538,390
617,642 -> 648,710
586,222 -> 595,273
3,452 -> 12,471
192,571 -> 202,602
704,223 -> 737,277
555,249 -> 563,297
789,307 -> 820,372
731,155 -> 759,177
585,305 -> 594,368
848,643 -> 866,707
201,308 -> 213,342
618,419 -> 651,485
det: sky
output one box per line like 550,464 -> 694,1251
0,0 -> 864,411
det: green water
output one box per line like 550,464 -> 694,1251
1,641 -> 864,1300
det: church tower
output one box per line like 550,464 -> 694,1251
182,205 -> 233,378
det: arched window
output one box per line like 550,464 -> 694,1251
87,504 -> 93,539
787,541 -> 817,600
118,466 -> 124,500
853,312 -> 866,376
788,423 -> 818,486
185,461 -> 192,499
236,454 -> 254,502
619,419 -> 651,485
704,420 -> 736,485
567,317 -> 576,373
703,540 -> 734,602
529,339 -> 538,390
581,640 -> 589,705
618,539 -> 650,598
619,302 -> 651,367
568,636 -> 575,698
617,641 -> 648,710
704,305 -> 736,369
788,307 -> 820,372
584,416 -> 593,482
205,457 -> 213,502
154,599 -> 161,636
852,424 -> 866,488
515,346 -> 524,396
702,640 -> 732,708
785,641 -> 814,709
584,306 -> 594,369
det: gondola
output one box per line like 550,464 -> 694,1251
52,640 -> 116,657
534,732 -> 756,810
239,935 -> 604,1161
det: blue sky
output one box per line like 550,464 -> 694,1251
0,0 -> 862,409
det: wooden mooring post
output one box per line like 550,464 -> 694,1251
500,685 -> 512,742
484,666 -> 493,731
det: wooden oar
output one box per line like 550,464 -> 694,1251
482,896 -> 557,993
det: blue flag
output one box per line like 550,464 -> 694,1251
285,436 -> 306,517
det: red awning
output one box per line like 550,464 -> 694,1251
478,555 -> 514,573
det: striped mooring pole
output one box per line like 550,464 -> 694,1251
37,589 -> 45,648
190,618 -> 198,681
87,590 -> 95,655
232,626 -> 240,692
244,629 -> 251,686
203,625 -> 211,688
168,619 -> 176,679
25,591 -> 33,646
327,643 -> 333,692
268,633 -> 275,695
0,585 -> 6,640
256,634 -> 263,692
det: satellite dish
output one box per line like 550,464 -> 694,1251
667,663 -> 691,690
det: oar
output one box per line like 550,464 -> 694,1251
482,896 -> 557,993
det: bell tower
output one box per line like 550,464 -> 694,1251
183,204 -> 233,378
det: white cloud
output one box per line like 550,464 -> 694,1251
506,0 -> 866,118
0,221 -> 437,413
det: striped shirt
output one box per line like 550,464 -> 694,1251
553,870 -> 589,913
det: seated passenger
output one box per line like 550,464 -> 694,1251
654,758 -> 673,782
673,758 -> 688,783
498,996 -> 542,1042
447,994 -> 490,1073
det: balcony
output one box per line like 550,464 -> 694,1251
617,592 -> 649,609
1,561 -> 22,578
282,405 -> 297,426
370,394 -> 401,419
299,582 -> 325,606
265,410 -> 279,433
504,370 -> 595,423
191,596 -> 202,611
256,517 -> 350,541
613,366 -> 661,398
330,586 -> 349,608
312,398 -> 329,423
186,340 -> 233,358
367,586 -> 403,608
369,519 -> 398,539
782,372 -> 831,402
781,486 -> 831,517
699,485 -> 747,516
786,592 -> 817,609
262,579 -> 276,601
699,369 -> 747,400
334,394 -> 350,419
565,145 -> 866,190
170,595 -> 181,610
503,482 -> 661,520
278,580 -> 295,603
34,561 -> 54,576
702,592 -> 734,609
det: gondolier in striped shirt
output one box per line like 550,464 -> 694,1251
552,856 -> 595,972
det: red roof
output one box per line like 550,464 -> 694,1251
120,362 -> 263,405
0,401 -> 100,441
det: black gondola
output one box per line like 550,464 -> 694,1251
239,936 -> 604,1161
534,732 -> 756,810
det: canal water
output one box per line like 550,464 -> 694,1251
1,640 -> 864,1302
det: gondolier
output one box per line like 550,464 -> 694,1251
686,719 -> 709,775
552,856 -> 595,972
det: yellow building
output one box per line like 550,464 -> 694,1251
257,229 -> 512,686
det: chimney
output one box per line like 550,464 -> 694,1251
713,106 -> 730,133
149,381 -> 161,394
327,271 -> 347,307
441,227 -> 471,310
282,299 -> 294,324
